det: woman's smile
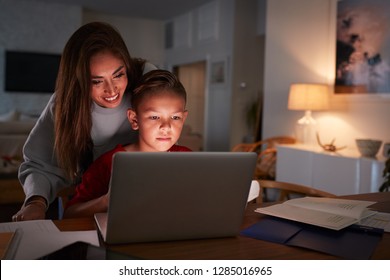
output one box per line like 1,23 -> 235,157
104,93 -> 120,102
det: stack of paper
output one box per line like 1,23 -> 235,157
0,220 -> 99,259
255,197 -> 377,230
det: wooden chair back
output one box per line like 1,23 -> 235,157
232,136 -> 296,180
231,136 -> 295,153
231,142 -> 262,152
256,179 -> 337,204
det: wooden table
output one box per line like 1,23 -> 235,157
53,192 -> 390,260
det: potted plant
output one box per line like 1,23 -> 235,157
379,149 -> 390,192
243,98 -> 260,143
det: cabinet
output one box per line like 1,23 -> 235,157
0,176 -> 25,204
276,144 -> 386,195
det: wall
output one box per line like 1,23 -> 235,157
230,0 -> 264,145
83,11 -> 164,68
263,0 -> 390,154
0,0 -> 82,115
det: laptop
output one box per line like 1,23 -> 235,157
94,152 -> 257,244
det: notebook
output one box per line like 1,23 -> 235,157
94,152 -> 257,244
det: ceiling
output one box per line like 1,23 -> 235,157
24,0 -> 213,20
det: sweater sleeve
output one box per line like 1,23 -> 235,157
18,94 -> 72,204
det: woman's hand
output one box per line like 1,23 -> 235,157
12,196 -> 47,221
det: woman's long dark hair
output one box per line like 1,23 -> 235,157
54,22 -> 145,181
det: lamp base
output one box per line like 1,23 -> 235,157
295,110 -> 317,146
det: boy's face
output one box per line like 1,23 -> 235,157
128,90 -> 188,152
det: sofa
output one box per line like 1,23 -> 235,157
0,120 -> 35,155
0,110 -> 37,174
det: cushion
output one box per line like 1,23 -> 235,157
0,120 -> 36,134
0,110 -> 19,122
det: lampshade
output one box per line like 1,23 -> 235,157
288,83 -> 329,111
288,83 -> 329,146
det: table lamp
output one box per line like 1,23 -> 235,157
288,83 -> 329,145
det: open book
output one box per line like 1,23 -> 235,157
255,197 -> 377,230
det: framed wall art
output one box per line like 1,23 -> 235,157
210,60 -> 226,85
335,0 -> 390,94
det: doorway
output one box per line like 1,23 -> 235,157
173,61 -> 206,150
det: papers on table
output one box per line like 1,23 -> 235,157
0,219 -> 60,233
358,212 -> 390,233
0,220 -> 99,259
255,197 -> 376,230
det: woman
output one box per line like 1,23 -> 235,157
13,22 -> 155,221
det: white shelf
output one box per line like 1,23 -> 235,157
276,144 -> 386,195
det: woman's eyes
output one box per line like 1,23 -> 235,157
91,72 -> 126,85
91,79 -> 102,85
114,72 -> 126,79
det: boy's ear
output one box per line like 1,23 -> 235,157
127,109 -> 139,130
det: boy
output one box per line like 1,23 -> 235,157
63,70 -> 191,218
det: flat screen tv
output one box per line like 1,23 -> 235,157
5,50 -> 61,93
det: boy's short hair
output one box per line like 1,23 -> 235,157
131,69 -> 187,110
